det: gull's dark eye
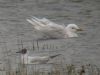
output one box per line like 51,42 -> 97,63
72,27 -> 75,29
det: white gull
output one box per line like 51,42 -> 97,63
27,17 -> 83,39
16,48 -> 61,64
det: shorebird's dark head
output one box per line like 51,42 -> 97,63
16,48 -> 27,54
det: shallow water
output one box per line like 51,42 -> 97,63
0,0 -> 100,70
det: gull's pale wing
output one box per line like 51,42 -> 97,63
27,17 -> 66,38
27,19 -> 44,30
39,25 -> 65,39
31,18 -> 46,27
33,17 -> 62,27
27,17 -> 62,29
33,17 -> 65,29
40,18 -> 58,25
32,17 -> 49,25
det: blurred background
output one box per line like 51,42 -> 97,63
0,0 -> 100,74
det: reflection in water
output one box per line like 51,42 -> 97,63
0,0 -> 100,74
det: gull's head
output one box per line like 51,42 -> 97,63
16,48 -> 27,54
65,24 -> 83,37
66,24 -> 83,32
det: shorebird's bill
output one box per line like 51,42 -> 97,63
16,51 -> 21,53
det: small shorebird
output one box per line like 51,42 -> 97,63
16,48 -> 61,64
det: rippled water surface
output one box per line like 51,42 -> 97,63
0,0 -> 100,67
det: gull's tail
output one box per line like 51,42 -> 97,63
50,54 -> 61,59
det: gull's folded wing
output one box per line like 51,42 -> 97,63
32,17 -> 60,27
27,18 -> 44,30
27,17 -> 65,38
